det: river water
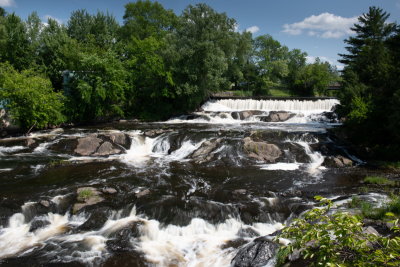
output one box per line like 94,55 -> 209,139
0,99 -> 386,266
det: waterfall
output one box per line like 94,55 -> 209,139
202,99 -> 340,112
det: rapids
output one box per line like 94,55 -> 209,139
0,98 -> 385,266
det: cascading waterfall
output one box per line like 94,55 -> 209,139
202,98 -> 340,112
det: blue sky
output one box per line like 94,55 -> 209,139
1,0 -> 400,69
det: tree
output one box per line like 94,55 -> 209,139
0,63 -> 65,130
65,51 -> 127,122
67,10 -> 119,49
338,6 -> 399,157
0,13 -> 31,70
121,0 -> 177,41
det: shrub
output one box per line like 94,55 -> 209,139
277,196 -> 400,266
0,63 -> 65,130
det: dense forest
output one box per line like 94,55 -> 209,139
0,1 -> 338,127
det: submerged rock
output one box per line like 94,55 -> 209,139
232,236 -> 278,267
191,138 -> 222,163
243,137 -> 282,162
77,208 -> 111,231
259,111 -> 295,122
231,110 -> 264,120
106,222 -> 142,252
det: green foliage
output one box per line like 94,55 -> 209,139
364,176 -> 395,185
65,51 -> 127,122
339,7 -> 400,159
78,189 -> 94,200
0,63 -> 65,130
278,196 -> 400,266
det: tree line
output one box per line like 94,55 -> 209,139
338,7 -> 400,160
0,1 -> 338,129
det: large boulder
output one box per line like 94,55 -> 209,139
243,137 -> 282,162
259,111 -> 295,122
104,132 -> 131,149
232,110 -> 264,120
323,155 -> 353,168
74,136 -> 103,156
232,237 -> 278,267
191,138 -> 222,163
73,133 -> 130,156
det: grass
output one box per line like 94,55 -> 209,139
268,88 -> 292,97
349,195 -> 400,220
78,189 -> 94,201
364,176 -> 395,186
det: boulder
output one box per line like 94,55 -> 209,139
231,110 -> 264,120
29,218 -> 50,232
106,222 -> 142,252
102,187 -> 118,194
191,138 -> 222,163
259,111 -> 295,122
243,137 -> 282,162
100,132 -> 131,149
93,142 -> 122,156
77,208 -> 111,231
323,155 -> 353,168
232,237 -> 278,267
74,136 -> 103,156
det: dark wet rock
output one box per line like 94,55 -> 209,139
191,138 -> 222,163
259,111 -> 295,122
243,137 -> 282,162
102,187 -> 118,194
135,189 -> 151,198
29,218 -> 50,232
77,208 -> 111,231
103,251 -> 146,267
73,187 -> 104,213
49,138 -> 78,154
237,227 -> 260,238
323,155 -> 353,168
232,237 -> 278,267
231,110 -> 264,120
144,129 -> 172,138
74,136 -> 102,156
106,222 -> 142,252
363,219 -> 392,236
222,238 -> 248,249
93,141 -> 122,156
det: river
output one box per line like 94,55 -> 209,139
0,98 -> 388,266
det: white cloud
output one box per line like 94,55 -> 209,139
245,25 -> 260,34
0,0 -> 15,7
306,55 -> 343,71
283,13 -> 358,39
43,15 -> 62,24
234,23 -> 240,33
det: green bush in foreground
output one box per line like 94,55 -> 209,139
277,196 -> 400,266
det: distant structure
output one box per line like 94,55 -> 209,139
327,82 -> 342,91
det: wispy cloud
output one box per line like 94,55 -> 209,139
43,15 -> 62,24
306,55 -> 343,70
245,25 -> 260,34
283,13 -> 358,39
0,0 -> 16,7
